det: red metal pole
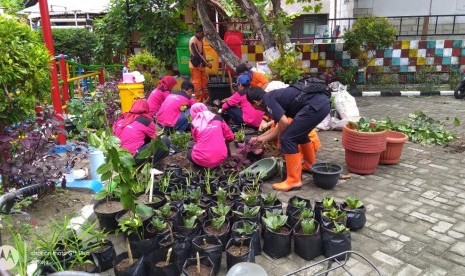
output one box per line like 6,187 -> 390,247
98,69 -> 105,85
39,0 -> 66,145
59,54 -> 70,110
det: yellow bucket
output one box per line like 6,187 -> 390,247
117,83 -> 145,113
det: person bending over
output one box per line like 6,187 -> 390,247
147,75 -> 178,117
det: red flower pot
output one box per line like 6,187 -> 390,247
342,124 -> 388,175
379,131 -> 409,165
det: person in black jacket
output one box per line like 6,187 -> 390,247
247,78 -> 331,191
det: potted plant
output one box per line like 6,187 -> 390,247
321,207 -> 347,229
182,253 -> 214,276
145,247 -> 178,276
286,196 -> 312,219
293,219 -> 322,260
155,202 -> 180,228
183,203 -> 207,224
314,197 -> 338,225
192,235 -> 223,275
93,181 -> 124,232
145,216 -> 173,240
233,205 -> 261,224
203,215 -> 231,250
342,117 -> 388,174
261,192 -> 282,214
209,202 -> 232,220
321,222 -> 351,261
310,162 -> 343,190
341,197 -> 367,230
176,216 -> 201,241
213,187 -> 229,205
234,127 -> 246,147
226,236 -> 255,270
262,212 -> 291,259
379,130 -> 409,165
240,191 -> 261,208
231,221 -> 261,256
290,207 -> 314,228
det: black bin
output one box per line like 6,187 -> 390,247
207,82 -> 232,106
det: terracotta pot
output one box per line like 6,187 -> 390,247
342,124 -> 387,175
379,131 -> 409,165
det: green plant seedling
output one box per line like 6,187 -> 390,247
262,214 -> 288,232
240,192 -> 259,206
322,197 -> 335,209
333,222 -> 350,233
183,203 -> 205,218
211,216 -> 226,230
215,187 -> 228,204
261,192 -> 278,206
322,208 -> 346,221
155,203 -> 173,218
183,216 -> 198,229
188,186 -> 202,203
211,203 -> 231,217
299,208 -> 314,220
291,198 -> 307,209
233,221 -> 257,236
265,209 -> 282,218
301,219 -> 317,235
345,197 -> 364,209
150,217 -> 168,232
233,205 -> 261,218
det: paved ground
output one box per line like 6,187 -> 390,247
102,96 -> 465,276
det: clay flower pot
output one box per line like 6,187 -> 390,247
379,131 -> 409,165
341,123 -> 387,175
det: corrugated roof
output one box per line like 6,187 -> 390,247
21,0 -> 110,18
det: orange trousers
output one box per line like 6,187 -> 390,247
190,67 -> 209,103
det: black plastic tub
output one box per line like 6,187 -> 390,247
207,82 -> 232,106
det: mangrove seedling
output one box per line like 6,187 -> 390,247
261,192 -> 278,206
344,197 -> 364,209
150,217 -> 168,232
155,203 -> 173,218
240,192 -> 259,206
262,214 -> 288,232
299,208 -> 314,220
211,216 -> 226,230
291,198 -> 307,209
204,168 -> 215,195
211,203 -> 231,218
183,216 -> 198,229
119,215 -> 144,240
322,197 -> 335,209
183,203 -> 205,218
159,171 -> 173,194
233,221 -> 257,236
233,205 -> 261,218
227,172 -> 238,186
300,219 -> 317,235
215,187 -> 228,204
322,208 -> 346,221
188,186 -> 202,204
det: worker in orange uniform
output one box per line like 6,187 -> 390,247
189,25 -> 212,103
235,63 -> 269,90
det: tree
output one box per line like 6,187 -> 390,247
0,15 -> 50,132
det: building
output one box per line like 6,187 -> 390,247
20,0 -> 110,29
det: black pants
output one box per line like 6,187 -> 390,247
135,135 -> 171,166
280,101 -> 330,154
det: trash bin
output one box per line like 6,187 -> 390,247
204,38 -> 219,76
117,83 -> 144,113
207,82 -> 232,106
224,31 -> 243,74
176,32 -> 193,76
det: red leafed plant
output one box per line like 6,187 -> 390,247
225,140 -> 264,171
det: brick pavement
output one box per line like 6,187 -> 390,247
102,96 -> 465,276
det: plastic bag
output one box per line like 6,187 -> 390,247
333,82 -> 360,119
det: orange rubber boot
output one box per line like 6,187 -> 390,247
272,153 -> 303,191
301,142 -> 317,173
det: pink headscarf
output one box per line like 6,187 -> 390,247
158,76 -> 177,91
118,99 -> 151,128
190,103 -> 216,132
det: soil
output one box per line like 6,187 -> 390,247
115,258 -> 138,272
276,227 -> 291,234
93,244 -> 111,254
204,223 -> 228,236
198,241 -> 218,249
72,261 -> 97,272
227,245 -> 250,256
159,151 -> 193,171
262,142 -> 283,159
185,264 -> 213,276
1,188 -> 94,245
94,200 -> 124,214
155,261 -> 171,267
136,194 -> 162,205
444,138 -> 465,153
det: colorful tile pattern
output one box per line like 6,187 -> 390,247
241,39 -> 465,74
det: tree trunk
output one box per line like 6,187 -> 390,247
196,0 -> 241,70
270,0 -> 290,43
233,0 -> 275,50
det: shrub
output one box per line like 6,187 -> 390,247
128,50 -> 165,93
0,15 -> 51,132
51,28 -> 98,64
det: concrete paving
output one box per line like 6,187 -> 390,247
101,96 -> 465,275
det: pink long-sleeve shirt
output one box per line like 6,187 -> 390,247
113,116 -> 156,155
221,90 -> 265,128
191,116 -> 234,168
156,92 -> 195,127
147,88 -> 170,116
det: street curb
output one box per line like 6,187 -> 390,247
335,90 -> 455,97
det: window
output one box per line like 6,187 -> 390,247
303,22 -> 315,35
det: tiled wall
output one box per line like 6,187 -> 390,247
240,39 -> 465,75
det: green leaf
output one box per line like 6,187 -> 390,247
454,117 -> 461,126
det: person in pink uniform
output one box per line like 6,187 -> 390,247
188,103 -> 234,168
156,81 -> 196,132
113,99 -> 169,165
220,74 -> 265,129
147,75 -> 178,117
